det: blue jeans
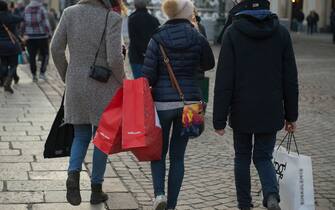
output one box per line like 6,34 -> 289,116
68,125 -> 108,184
151,109 -> 189,209
233,132 -> 279,208
130,64 -> 143,79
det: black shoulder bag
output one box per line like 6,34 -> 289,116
89,10 -> 112,83
44,94 -> 74,158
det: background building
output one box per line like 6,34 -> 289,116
270,0 -> 334,31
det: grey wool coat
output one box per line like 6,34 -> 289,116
50,0 -> 125,126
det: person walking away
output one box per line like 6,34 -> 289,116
194,9 -> 207,38
313,11 -> 319,33
50,0 -> 125,206
307,11 -> 316,35
296,9 -> 305,33
213,0 -> 299,209
331,9 -> 335,44
142,0 -> 215,209
0,0 -> 23,93
48,8 -> 58,35
24,0 -> 51,82
128,0 -> 160,78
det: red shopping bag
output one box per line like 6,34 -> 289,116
93,88 -> 124,155
122,78 -> 163,161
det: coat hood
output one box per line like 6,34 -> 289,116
233,12 -> 279,40
153,19 -> 197,50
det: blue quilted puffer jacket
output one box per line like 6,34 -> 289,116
142,19 -> 215,102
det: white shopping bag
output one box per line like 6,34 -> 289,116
273,146 -> 315,210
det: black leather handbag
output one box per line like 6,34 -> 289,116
89,10 -> 112,83
43,95 -> 74,158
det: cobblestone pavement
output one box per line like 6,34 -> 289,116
1,33 -> 335,210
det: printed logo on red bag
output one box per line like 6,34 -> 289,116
128,131 -> 143,135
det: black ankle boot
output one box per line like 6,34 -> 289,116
90,183 -> 108,204
4,77 -> 13,94
66,171 -> 81,206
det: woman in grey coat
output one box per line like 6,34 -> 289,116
50,0 -> 125,206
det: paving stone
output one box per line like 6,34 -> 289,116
0,204 -> 28,210
0,149 -> 20,156
0,181 -> 3,191
0,136 -> 41,141
0,155 -> 34,163
31,203 -> 105,210
0,192 -> 44,203
106,193 -> 138,210
45,191 -> 91,203
0,142 -> 9,149
0,163 -> 29,180
31,162 -> 69,171
102,178 -> 128,193
7,180 -> 91,191
87,163 -> 117,178
29,171 -> 90,180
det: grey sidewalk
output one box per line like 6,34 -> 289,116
0,68 -> 138,210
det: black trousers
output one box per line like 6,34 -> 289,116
26,38 -> 49,76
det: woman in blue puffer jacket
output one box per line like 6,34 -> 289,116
142,0 -> 215,209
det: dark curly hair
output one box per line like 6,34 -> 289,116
0,0 -> 8,12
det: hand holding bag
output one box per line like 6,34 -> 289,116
89,11 -> 112,83
159,44 -> 205,138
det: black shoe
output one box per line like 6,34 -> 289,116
4,86 -> 14,94
0,78 -> 4,87
66,171 -> 81,206
267,194 -> 281,210
240,208 -> 252,210
14,75 -> 20,84
90,183 -> 108,205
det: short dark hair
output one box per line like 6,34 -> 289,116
0,0 -> 8,11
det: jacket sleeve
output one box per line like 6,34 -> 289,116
282,30 -> 299,122
199,35 -> 215,71
213,32 -> 235,130
142,38 -> 159,86
50,10 -> 68,82
106,12 -> 125,84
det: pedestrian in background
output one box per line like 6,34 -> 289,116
296,9 -> 305,33
213,0 -> 299,210
142,0 -> 215,209
307,11 -> 319,35
331,9 -> 335,44
194,9 -> 207,38
50,0 -> 125,206
48,8 -> 58,34
128,0 -> 160,78
24,0 -> 51,82
0,0 -> 23,93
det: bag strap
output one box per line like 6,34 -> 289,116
92,10 -> 110,66
276,132 -> 300,155
158,44 -> 185,101
2,24 -> 17,45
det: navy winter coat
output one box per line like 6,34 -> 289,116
142,19 -> 215,102
0,11 -> 23,56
